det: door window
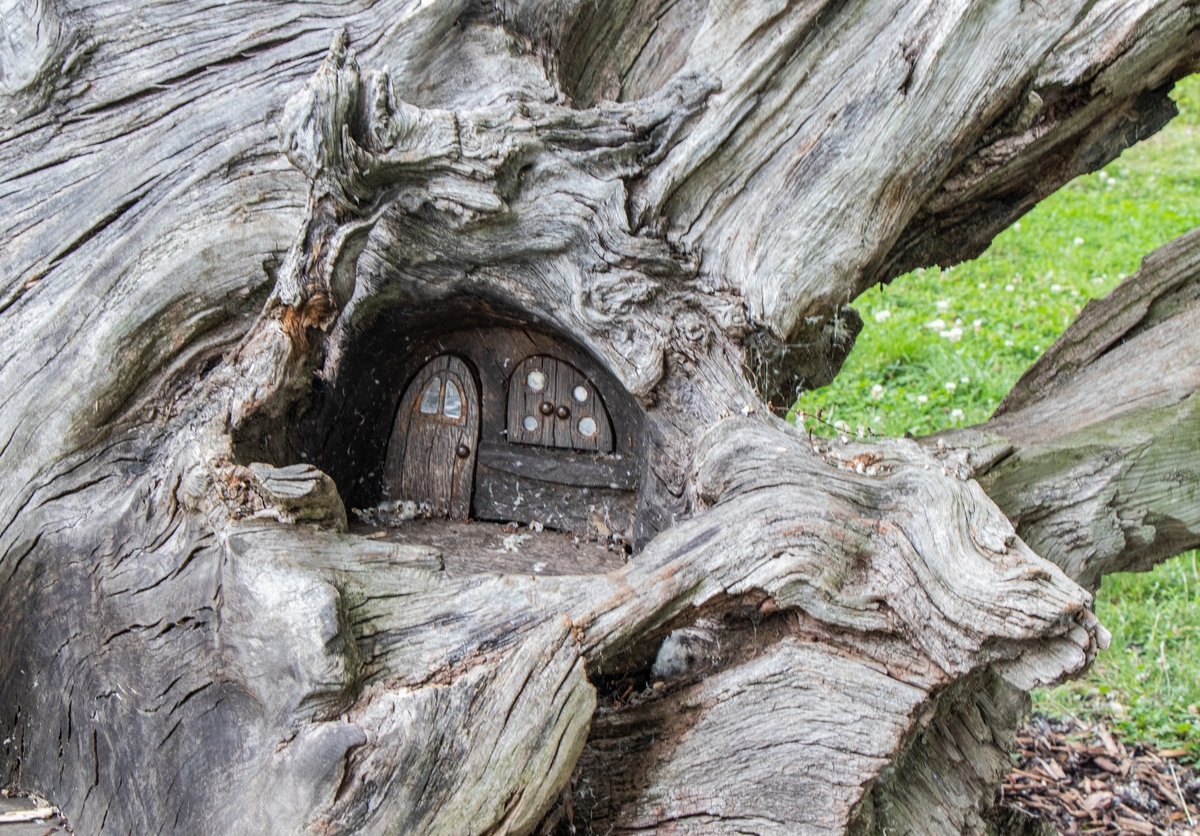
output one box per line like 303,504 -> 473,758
419,379 -> 441,414
414,376 -> 467,422
443,380 -> 463,419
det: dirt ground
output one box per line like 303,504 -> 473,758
348,517 -> 629,577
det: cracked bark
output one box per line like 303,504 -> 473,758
1,1 -> 1198,835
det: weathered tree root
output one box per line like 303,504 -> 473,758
3,1 -> 1199,834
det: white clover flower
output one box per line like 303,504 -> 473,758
874,309 -> 892,323
1005,339 -> 1014,347
917,395 -> 929,404
977,282 -> 987,290
1051,284 -> 1062,292
870,384 -> 885,400
945,381 -> 957,392
960,376 -> 969,384
926,318 -> 946,330
1014,222 -> 1022,231
950,408 -> 964,421
936,300 -> 950,312
1073,237 -> 1085,246
1005,284 -> 1015,292
973,319 -> 983,329
940,327 -> 963,342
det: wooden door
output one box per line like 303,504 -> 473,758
507,355 -> 613,452
384,355 -> 479,519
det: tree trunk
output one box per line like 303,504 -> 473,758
1,1 -> 1198,834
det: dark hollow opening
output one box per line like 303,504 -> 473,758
234,297 -> 659,550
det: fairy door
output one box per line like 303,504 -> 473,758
384,356 -> 479,519
507,355 -> 613,452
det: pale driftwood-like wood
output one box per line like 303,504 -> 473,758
187,419 -> 1099,836
248,462 -> 349,532
932,228 -> 1200,591
1,1 -> 1197,835
0,794 -> 67,834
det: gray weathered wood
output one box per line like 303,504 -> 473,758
933,228 -> 1200,591
2,1 -> 1198,834
476,444 -> 639,492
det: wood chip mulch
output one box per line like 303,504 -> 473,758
998,716 -> 1200,835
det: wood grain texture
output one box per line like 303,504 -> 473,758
506,355 -> 614,453
364,417 -> 1104,835
933,229 -> 1200,590
383,354 -> 480,519
476,444 -> 638,491
472,464 -> 639,538
0,1 -> 1195,834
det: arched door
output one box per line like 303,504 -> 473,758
507,355 -> 613,452
383,355 -> 479,519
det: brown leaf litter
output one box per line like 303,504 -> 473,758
997,715 -> 1200,835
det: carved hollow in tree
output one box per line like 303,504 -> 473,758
2,2 -> 1199,836
281,313 -> 648,542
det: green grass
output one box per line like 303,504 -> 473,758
796,74 -> 1200,757
798,78 -> 1200,439
1038,557 -> 1200,758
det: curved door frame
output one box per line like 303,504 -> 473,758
383,355 -> 480,520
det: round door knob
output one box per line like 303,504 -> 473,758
555,404 -> 570,419
539,401 -> 554,415
456,444 -> 471,458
